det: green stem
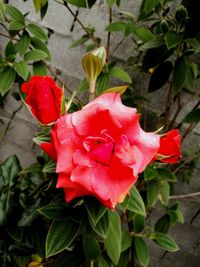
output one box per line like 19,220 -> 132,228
89,80 -> 96,102
90,260 -> 94,267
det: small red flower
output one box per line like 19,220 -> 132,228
41,93 -> 160,209
21,76 -> 64,125
157,129 -> 182,163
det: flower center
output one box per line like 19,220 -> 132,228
83,130 -> 114,165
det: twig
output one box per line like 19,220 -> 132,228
110,37 -> 125,57
0,31 -> 18,41
56,0 -> 99,47
106,7 -> 112,60
0,104 -> 23,143
164,82 -> 173,130
168,93 -> 181,129
169,191 -> 200,200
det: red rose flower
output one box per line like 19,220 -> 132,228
21,76 -> 64,125
157,129 -> 182,163
41,93 -> 160,208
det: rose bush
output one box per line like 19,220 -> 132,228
157,129 -> 182,163
21,76 -> 64,125
41,92 -> 160,208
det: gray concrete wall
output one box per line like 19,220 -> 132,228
0,1 -> 200,266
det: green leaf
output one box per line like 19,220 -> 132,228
0,0 -> 5,20
104,85 -> 128,95
82,53 -> 103,82
148,61 -> 173,92
110,66 -> 132,83
83,235 -> 101,261
5,41 -> 16,57
155,214 -> 171,233
31,37 -> 51,60
24,49 -> 48,62
134,237 -> 149,267
165,32 -> 182,49
182,109 -> 200,123
14,61 -> 29,80
172,57 -> 188,93
121,231 -> 132,252
38,203 -> 68,219
105,22 -> 126,32
9,20 -> 25,31
88,210 -> 109,238
107,0 -> 116,7
144,165 -> 158,181
158,180 -> 169,206
27,23 -> 48,40
0,155 -> 21,225
33,0 -> 48,13
144,0 -> 160,13
85,197 -> 107,225
64,0 -> 97,8
140,39 -> 165,50
0,67 -> 16,96
127,186 -> 146,217
168,202 -> 184,224
5,4 -> 24,22
157,168 -> 177,182
133,214 -> 145,233
185,38 -> 200,50
105,212 -> 121,265
153,232 -> 179,251
46,218 -> 80,257
33,62 -> 48,76
16,33 -> 31,56
97,73 -> 110,93
133,27 -> 155,42
147,180 -> 158,207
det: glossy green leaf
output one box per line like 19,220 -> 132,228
97,73 -> 110,93
185,38 -> 200,50
133,27 -> 155,42
83,235 -> 101,261
110,66 -> 132,83
133,214 -> 145,233
127,186 -> 146,217
46,218 -> 80,257
33,62 -> 48,76
121,231 -> 132,252
5,41 -> 16,57
135,237 -> 149,267
147,180 -> 158,207
85,198 -> 107,226
153,232 -> 179,251
172,57 -> 188,93
27,23 -> 48,40
38,203 -> 68,219
17,199 -> 40,227
0,67 -> 16,96
169,202 -> 184,224
14,61 -> 29,80
155,214 -> 171,233
182,109 -> 200,123
105,21 -> 126,32
5,4 -> 24,22
158,180 -> 169,206
105,212 -> 121,265
144,0 -> 160,13
64,0 -> 97,8
157,168 -> 177,182
148,61 -> 173,92
165,32 -> 182,49
16,33 -> 31,56
9,20 -> 25,31
33,0 -> 48,12
107,0 -> 116,7
144,165 -> 158,181
24,49 -> 48,62
88,210 -> 109,238
31,37 -> 51,60
140,39 -> 165,50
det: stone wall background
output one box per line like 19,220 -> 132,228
0,1 -> 200,266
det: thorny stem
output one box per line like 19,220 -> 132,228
0,104 -> 23,143
169,191 -> 200,200
106,7 -> 112,60
57,0 -> 99,47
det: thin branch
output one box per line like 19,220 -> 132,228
110,37 -> 125,57
0,104 -> 23,143
164,82 -> 173,129
168,93 -> 181,129
169,191 -> 200,200
106,7 -> 112,60
57,0 -> 99,47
